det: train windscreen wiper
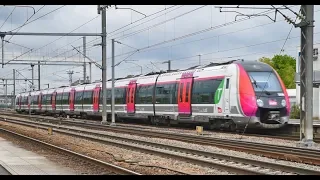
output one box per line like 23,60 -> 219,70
250,75 -> 271,95
249,75 -> 258,88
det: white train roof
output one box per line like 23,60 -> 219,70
22,59 -> 252,93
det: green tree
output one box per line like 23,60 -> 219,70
259,54 -> 296,89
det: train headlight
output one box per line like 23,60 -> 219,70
256,99 -> 264,107
281,99 -> 286,107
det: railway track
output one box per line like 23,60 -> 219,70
1,116 -> 320,175
1,110 -> 318,143
2,112 -> 320,166
0,127 -> 141,175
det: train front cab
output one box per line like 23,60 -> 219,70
235,61 -> 290,129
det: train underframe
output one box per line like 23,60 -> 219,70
16,108 -> 288,131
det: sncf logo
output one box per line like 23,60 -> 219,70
269,100 -> 277,106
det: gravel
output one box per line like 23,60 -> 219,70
0,132 -> 107,175
3,116 -> 320,174
0,120 -> 230,175
5,113 -> 318,150
68,123 -> 320,172
95,120 -> 320,150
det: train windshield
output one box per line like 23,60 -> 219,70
248,71 -> 282,92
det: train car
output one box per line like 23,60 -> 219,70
41,88 -> 55,115
14,60 -> 290,130
15,93 -> 22,112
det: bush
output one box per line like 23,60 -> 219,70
290,104 -> 300,119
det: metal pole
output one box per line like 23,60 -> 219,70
83,36 -> 87,83
67,70 -> 74,85
299,5 -> 315,147
5,80 -> 7,107
1,36 -> 4,68
101,6 -> 108,124
89,62 -> 92,83
31,64 -> 34,91
28,90 -> 31,117
111,39 -> 116,126
38,61 -> 40,90
13,69 -> 15,108
140,66 -> 142,75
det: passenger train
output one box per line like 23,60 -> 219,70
14,60 -> 290,131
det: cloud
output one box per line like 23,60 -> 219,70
0,5 -> 319,94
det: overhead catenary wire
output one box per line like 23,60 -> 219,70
6,5 -> 46,42
32,5 -> 300,67
8,5 -> 65,32
0,6 -> 16,31
279,7 -> 302,54
13,4 -> 304,83
2,5 -> 308,90
110,5 -> 207,41
34,5 -> 181,64
107,5 -> 179,35
102,5 -> 300,62
42,5 -> 307,67
3,12 -> 101,66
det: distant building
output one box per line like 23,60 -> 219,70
295,44 -> 320,118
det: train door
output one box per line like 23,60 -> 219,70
178,72 -> 194,116
27,94 -> 31,110
93,85 -> 100,112
126,80 -> 137,114
38,93 -> 42,111
18,96 -> 21,110
52,91 -> 57,111
69,88 -> 76,111
223,77 -> 231,114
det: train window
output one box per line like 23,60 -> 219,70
179,83 -> 184,102
84,91 -> 93,104
186,82 -> 190,103
155,83 -> 177,104
136,85 -> 153,104
130,88 -> 134,103
75,91 -> 83,104
62,92 -> 69,104
106,89 -> 111,104
42,95 -> 46,105
99,89 -> 102,104
51,93 -> 55,104
192,79 -> 223,104
226,78 -> 229,89
47,94 -> 51,104
56,93 -> 62,105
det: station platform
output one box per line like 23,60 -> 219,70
289,119 -> 320,126
0,137 -> 75,175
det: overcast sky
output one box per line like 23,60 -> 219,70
0,5 -> 319,94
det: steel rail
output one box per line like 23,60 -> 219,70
2,117 -> 320,175
0,127 -> 141,175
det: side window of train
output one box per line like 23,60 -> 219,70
192,79 -> 223,104
186,82 -> 190,103
116,88 -> 126,104
179,83 -> 184,102
76,91 -> 83,104
155,83 -> 177,104
106,89 -> 111,104
226,78 -> 230,89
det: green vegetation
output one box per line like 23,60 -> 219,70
290,104 -> 300,119
259,54 -> 296,89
